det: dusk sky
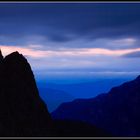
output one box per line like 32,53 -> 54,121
1,2 -> 140,82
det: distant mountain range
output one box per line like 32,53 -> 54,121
37,83 -> 74,112
37,78 -> 131,112
52,75 -> 140,136
44,79 -> 131,98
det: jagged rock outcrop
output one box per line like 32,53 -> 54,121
0,50 -> 53,136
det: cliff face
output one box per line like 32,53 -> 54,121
0,50 -> 52,136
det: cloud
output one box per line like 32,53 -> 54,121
2,45 -> 140,59
0,3 -> 140,46
1,46 -> 47,58
1,3 -> 140,80
108,38 -> 136,47
123,51 -> 140,58
2,45 -> 140,73
2,45 -> 140,79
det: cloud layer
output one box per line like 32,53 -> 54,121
0,3 -> 140,79
0,3 -> 140,47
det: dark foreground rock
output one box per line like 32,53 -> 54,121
0,51 -> 53,136
0,50 -> 109,137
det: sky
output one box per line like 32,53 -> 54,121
1,2 -> 140,82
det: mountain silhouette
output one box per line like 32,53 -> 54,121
0,50 -> 53,136
52,76 -> 140,136
0,50 -> 109,137
43,79 -> 129,99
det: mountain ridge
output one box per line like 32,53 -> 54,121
52,75 -> 140,136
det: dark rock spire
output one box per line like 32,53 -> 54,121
0,51 -> 53,136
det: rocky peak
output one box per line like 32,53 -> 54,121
0,50 -> 53,136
